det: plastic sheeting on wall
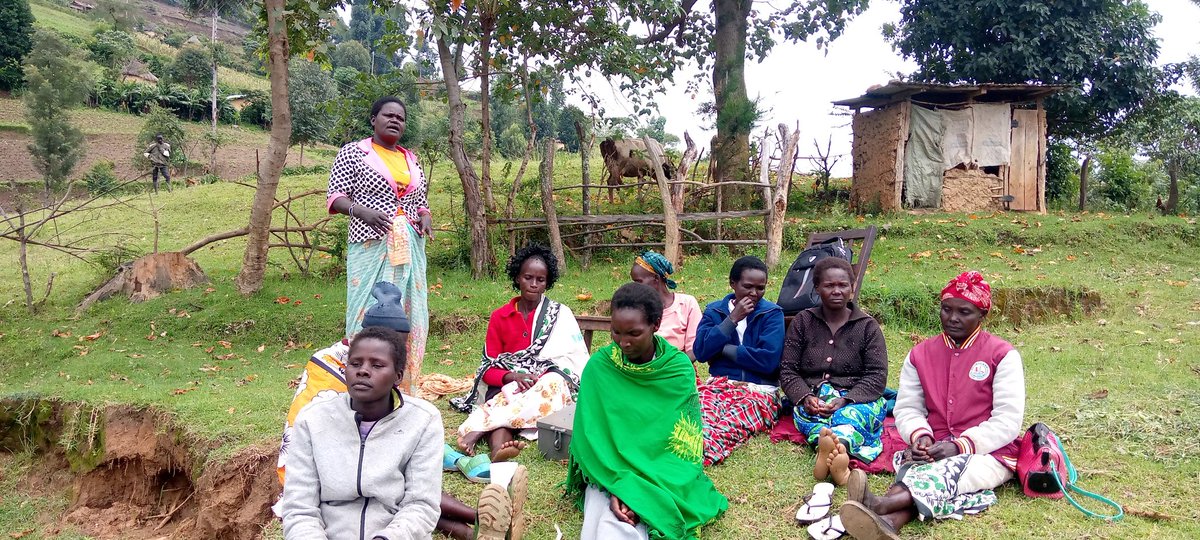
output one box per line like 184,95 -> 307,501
904,104 -> 945,208
940,103 -> 1012,169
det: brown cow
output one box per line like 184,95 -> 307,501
598,138 -> 674,203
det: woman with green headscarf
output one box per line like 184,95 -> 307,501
567,283 -> 727,540
630,251 -> 703,359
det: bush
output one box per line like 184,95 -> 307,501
87,29 -> 135,71
164,31 -> 188,49
1045,141 -> 1078,203
24,30 -> 90,192
240,92 -> 271,128
1094,146 -> 1157,211
196,173 -> 220,185
82,160 -> 119,194
169,46 -> 211,88
0,0 -> 35,91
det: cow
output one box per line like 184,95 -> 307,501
598,138 -> 675,203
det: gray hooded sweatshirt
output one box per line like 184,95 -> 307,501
280,392 -> 442,540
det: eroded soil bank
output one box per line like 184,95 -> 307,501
0,399 -> 278,539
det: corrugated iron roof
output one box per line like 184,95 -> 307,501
833,81 -> 1068,109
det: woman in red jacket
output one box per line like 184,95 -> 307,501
839,271 -> 1025,539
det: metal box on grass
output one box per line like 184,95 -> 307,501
536,403 -> 575,460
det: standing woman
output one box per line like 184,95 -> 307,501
629,251 -> 703,358
327,96 -> 433,392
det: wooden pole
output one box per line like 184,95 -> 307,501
539,138 -> 566,273
766,122 -> 801,268
577,120 -> 593,268
643,135 -> 680,265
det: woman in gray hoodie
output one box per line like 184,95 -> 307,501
280,326 -> 443,539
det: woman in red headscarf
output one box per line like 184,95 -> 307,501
837,271 -> 1025,540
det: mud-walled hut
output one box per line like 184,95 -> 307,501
834,82 -> 1064,214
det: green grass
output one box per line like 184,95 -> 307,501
0,154 -> 1198,538
29,2 -> 94,38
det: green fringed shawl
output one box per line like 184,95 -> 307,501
566,336 -> 727,539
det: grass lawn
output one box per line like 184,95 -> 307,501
30,2 -> 94,38
0,154 -> 1198,539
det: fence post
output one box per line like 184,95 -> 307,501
643,135 -> 680,266
766,123 -> 801,268
539,138 -> 567,272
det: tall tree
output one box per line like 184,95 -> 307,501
645,0 -> 868,195
0,0 -> 35,91
288,59 -> 338,164
1118,92 -> 1200,215
184,0 -> 245,172
884,0 -> 1161,210
23,30 -> 90,194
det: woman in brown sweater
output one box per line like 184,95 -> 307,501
779,258 -> 889,485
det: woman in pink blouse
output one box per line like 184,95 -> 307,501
629,251 -> 702,358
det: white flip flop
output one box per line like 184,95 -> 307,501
795,482 -> 836,524
807,514 -> 846,540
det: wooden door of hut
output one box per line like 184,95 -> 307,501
1008,109 -> 1041,211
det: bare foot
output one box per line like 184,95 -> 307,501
458,431 -> 485,456
490,440 -> 527,462
830,443 -> 851,486
813,427 -> 836,481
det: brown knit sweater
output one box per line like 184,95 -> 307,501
779,303 -> 889,405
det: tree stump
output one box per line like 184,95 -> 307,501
77,252 -> 210,313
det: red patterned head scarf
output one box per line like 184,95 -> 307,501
940,271 -> 992,311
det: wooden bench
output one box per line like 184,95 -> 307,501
575,226 -> 878,351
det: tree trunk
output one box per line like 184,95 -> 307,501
712,0 -> 753,205
1164,159 -> 1179,215
478,5 -> 497,214
209,6 -> 219,174
576,119 -> 593,267
437,35 -> 493,278
766,123 -> 800,268
643,135 -> 680,266
1077,154 -> 1091,211
539,138 -> 566,273
674,131 -> 698,213
17,211 -> 34,313
234,0 -> 291,295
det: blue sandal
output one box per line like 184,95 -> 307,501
456,453 -> 492,483
444,444 -> 467,471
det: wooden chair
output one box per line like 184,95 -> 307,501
804,225 -> 878,295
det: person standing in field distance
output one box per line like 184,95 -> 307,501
327,95 -> 433,393
143,133 -> 171,192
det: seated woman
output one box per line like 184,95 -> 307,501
452,245 -> 590,462
279,324 -> 442,539
567,282 -> 728,540
839,271 -> 1025,540
277,283 -> 524,540
629,250 -> 702,358
691,255 -> 786,465
779,258 -> 889,485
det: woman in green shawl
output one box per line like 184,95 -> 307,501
566,282 -> 728,540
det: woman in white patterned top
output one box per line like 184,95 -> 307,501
326,96 -> 432,393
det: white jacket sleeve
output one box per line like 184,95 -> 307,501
957,350 -> 1025,455
893,353 -> 934,445
279,415 -> 330,540
377,408 -> 443,540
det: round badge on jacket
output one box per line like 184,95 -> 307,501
968,361 -> 991,381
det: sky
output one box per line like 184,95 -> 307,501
583,0 -> 1200,176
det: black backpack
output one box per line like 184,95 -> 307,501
777,238 -> 853,315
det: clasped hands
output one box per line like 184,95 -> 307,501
899,434 -> 959,464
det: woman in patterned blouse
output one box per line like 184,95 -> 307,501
326,96 -> 433,393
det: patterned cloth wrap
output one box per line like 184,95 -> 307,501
698,377 -> 781,466
792,382 -> 891,462
635,250 -> 677,289
940,270 -> 992,311
892,453 -> 999,520
450,298 -> 583,414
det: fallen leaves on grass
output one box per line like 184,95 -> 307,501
1087,389 -> 1109,400
214,353 -> 237,361
10,529 -> 34,539
128,353 -> 144,358
276,296 -> 291,304
1167,280 -> 1188,288
51,329 -> 72,338
257,344 -> 266,353
218,340 -> 232,348
81,330 -> 105,341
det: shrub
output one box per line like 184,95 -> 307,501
0,0 -> 35,91
82,160 -> 119,194
1045,141 -> 1078,203
87,29 -> 135,71
24,30 -> 90,192
196,173 -> 220,185
169,46 -> 211,88
240,92 -> 271,128
1094,146 -> 1157,211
